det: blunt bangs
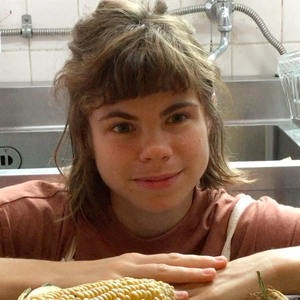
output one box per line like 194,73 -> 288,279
98,27 -> 209,103
65,15 -> 215,110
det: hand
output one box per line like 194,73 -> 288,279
76,252 -> 227,284
175,252 -> 268,300
176,247 -> 300,300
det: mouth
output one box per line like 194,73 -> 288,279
132,171 -> 182,189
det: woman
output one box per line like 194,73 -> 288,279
1,1 -> 300,300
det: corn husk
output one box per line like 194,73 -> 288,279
17,283 -> 61,300
247,271 -> 288,300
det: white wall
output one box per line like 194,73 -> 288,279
0,0 -> 299,82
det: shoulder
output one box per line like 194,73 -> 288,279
232,195 -> 300,258
192,188 -> 247,256
238,195 -> 300,228
194,187 -> 245,221
239,195 -> 300,221
0,180 -> 66,203
0,180 -> 68,216
0,180 -> 73,259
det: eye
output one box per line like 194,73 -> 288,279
168,113 -> 188,124
112,123 -> 133,133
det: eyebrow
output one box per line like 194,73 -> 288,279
98,101 -> 198,122
99,111 -> 138,122
160,101 -> 198,117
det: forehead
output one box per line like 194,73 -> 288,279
90,91 -> 202,119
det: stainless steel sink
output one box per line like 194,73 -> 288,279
0,83 -> 71,169
0,130 -> 72,169
225,122 -> 300,161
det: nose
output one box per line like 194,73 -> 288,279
139,132 -> 173,162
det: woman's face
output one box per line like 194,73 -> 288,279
89,91 -> 210,226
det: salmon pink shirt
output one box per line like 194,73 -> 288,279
1,180 -> 300,261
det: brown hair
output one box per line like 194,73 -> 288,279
54,0 -> 247,222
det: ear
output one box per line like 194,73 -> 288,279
211,91 -> 217,106
206,91 -> 217,133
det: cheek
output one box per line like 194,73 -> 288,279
191,130 -> 210,166
177,130 -> 210,170
90,136 -> 112,175
93,147 -> 120,187
92,139 -> 132,181
93,142 -> 118,167
200,137 -> 210,158
188,126 -> 210,150
196,135 -> 210,156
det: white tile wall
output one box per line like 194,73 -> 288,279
283,0 -> 300,43
31,50 -> 70,82
0,0 -> 299,82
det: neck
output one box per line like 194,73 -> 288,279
110,192 -> 194,238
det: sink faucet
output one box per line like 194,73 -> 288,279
205,0 -> 234,61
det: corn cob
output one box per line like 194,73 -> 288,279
18,277 -> 175,300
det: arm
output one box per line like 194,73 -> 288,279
0,253 -> 227,300
178,246 -> 300,300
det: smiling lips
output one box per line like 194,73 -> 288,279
133,171 -> 181,189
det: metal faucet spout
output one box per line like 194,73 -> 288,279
209,31 -> 229,61
205,0 -> 234,61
